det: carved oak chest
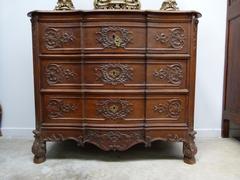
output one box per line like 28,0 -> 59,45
28,10 -> 201,164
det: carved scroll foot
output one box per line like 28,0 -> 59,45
183,131 -> 197,165
32,130 -> 46,164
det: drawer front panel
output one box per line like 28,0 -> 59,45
146,95 -> 188,124
85,94 -> 145,126
148,23 -> 190,54
41,59 -> 82,89
147,60 -> 187,89
42,95 -> 83,124
84,59 -> 145,89
39,23 -> 81,54
83,23 -> 146,53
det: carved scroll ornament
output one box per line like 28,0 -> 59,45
153,99 -> 182,118
44,28 -> 75,49
155,27 -> 185,49
95,64 -> 133,85
153,64 -> 183,85
97,27 -> 133,49
45,64 -> 78,85
85,130 -> 144,151
47,99 -> 77,119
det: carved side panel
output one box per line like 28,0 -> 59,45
153,64 -> 183,85
96,27 -> 133,49
84,130 -> 144,151
95,64 -> 134,85
146,96 -> 186,122
153,99 -> 182,118
155,27 -> 185,49
45,64 -> 78,85
46,99 -> 78,119
44,28 -> 76,49
96,99 -> 133,120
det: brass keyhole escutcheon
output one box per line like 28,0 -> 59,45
112,33 -> 122,47
109,104 -> 119,113
109,68 -> 121,79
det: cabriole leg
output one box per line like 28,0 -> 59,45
183,131 -> 197,165
32,130 -> 46,164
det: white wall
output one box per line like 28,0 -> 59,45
0,0 -> 227,138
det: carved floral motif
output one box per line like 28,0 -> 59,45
45,64 -> 78,85
95,64 -> 133,85
153,99 -> 182,118
44,28 -> 75,49
85,130 -> 144,151
153,64 -> 183,85
97,27 -> 133,49
47,99 -> 77,119
155,27 -> 185,49
97,99 -> 133,119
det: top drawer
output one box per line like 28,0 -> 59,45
39,23 -> 81,54
83,21 -> 146,54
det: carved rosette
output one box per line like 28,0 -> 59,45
32,130 -> 46,164
94,0 -> 141,10
45,64 -> 78,85
85,130 -> 144,151
97,99 -> 133,120
155,28 -> 185,49
44,28 -> 75,49
95,64 -> 133,85
97,27 -> 133,49
183,131 -> 197,164
153,64 -> 183,85
153,99 -> 182,118
47,99 -> 77,119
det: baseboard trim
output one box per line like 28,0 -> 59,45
195,129 -> 221,138
2,128 -> 34,139
1,127 -> 222,139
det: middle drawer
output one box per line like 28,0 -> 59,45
84,58 -> 145,89
84,93 -> 145,127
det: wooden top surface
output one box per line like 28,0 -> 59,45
28,10 -> 202,18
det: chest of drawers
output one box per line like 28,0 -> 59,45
28,10 -> 201,164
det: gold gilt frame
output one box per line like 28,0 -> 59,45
94,0 -> 141,10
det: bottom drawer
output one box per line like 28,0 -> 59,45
85,93 -> 145,126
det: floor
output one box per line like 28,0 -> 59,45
0,138 -> 240,180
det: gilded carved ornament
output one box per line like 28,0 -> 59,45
160,0 -> 179,11
94,0 -> 141,10
55,0 -> 75,10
